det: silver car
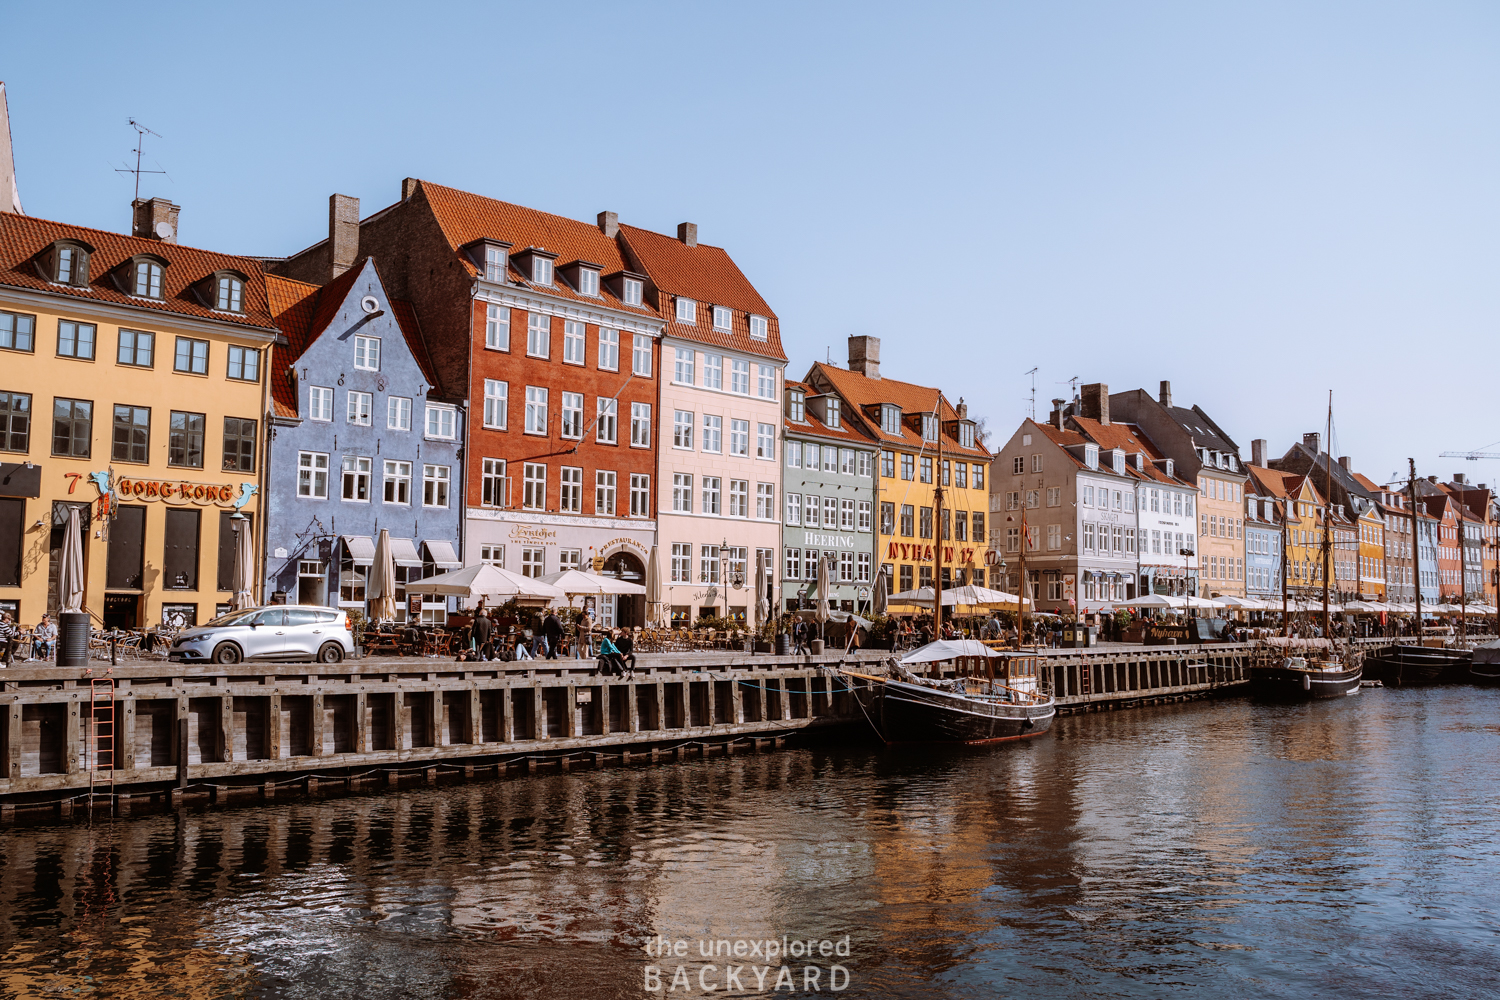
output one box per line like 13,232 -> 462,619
169,605 -> 355,664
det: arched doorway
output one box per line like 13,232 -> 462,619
601,550 -> 646,628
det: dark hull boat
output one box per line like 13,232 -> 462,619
1470,643 -> 1500,685
862,678 -> 1056,745
1249,658 -> 1362,700
1363,645 -> 1470,686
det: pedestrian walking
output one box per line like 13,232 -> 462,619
472,608 -> 492,662
0,612 -> 16,666
542,611 -> 563,660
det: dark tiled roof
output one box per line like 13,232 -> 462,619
618,223 -> 786,363
0,211 -> 277,331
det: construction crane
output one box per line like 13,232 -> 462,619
1439,451 -> 1500,461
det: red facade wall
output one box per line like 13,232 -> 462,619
466,298 -> 659,518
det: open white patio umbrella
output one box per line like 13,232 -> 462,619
58,506 -> 84,612
368,528 -> 398,621
1116,594 -> 1186,609
1184,595 -> 1226,610
230,514 -> 256,610
1216,595 -> 1266,609
405,563 -> 563,602
901,639 -> 1003,663
539,568 -> 647,599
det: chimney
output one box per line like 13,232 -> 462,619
1303,432 -> 1321,455
402,177 -> 419,201
1454,472 -> 1468,485
677,222 -> 697,247
131,197 -> 180,243
847,335 -> 881,380
329,193 -> 359,281
1251,438 -> 1266,467
1050,398 -> 1065,430
1080,383 -> 1109,426
957,398 -> 968,419
597,211 -> 618,238
1428,475 -> 1438,484
1159,380 -> 1172,407
1338,456 -> 1352,473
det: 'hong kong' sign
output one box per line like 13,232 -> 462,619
70,471 -> 257,512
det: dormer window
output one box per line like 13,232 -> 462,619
788,389 -> 805,423
485,246 -> 508,282
1134,452 -> 1145,471
880,404 -> 901,435
749,315 -> 767,341
623,277 -> 643,306
825,397 -> 841,429
214,274 -> 245,313
1085,444 -> 1099,470
48,241 -> 91,286
131,257 -> 165,299
676,297 -> 696,324
959,422 -> 975,449
713,305 -> 732,331
1111,448 -> 1125,474
578,268 -> 599,296
1165,459 -> 1175,478
533,257 -> 552,284
920,414 -> 938,443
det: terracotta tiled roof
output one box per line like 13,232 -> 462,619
1070,417 -> 1191,486
0,211 -> 277,332
1352,472 -> 1384,494
416,181 -> 660,322
1247,465 -> 1299,499
810,362 -> 990,459
784,379 -> 878,446
618,223 -> 786,363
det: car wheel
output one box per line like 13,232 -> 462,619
212,643 -> 241,664
318,642 -> 344,664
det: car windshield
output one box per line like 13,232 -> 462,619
202,609 -> 263,628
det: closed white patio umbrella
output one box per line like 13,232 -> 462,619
230,514 -> 256,610
58,506 -> 85,612
368,528 -> 398,621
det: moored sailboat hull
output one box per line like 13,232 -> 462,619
860,679 -> 1055,744
1249,663 -> 1362,700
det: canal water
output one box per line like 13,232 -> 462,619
2,686 -> 1498,999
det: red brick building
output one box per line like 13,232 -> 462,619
272,182 -> 666,624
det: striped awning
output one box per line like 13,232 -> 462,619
341,535 -> 375,566
423,540 -> 461,569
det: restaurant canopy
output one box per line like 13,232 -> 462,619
404,563 -> 563,601
1116,594 -> 1186,609
538,569 -> 647,598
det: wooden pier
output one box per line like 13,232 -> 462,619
0,638 -> 1436,821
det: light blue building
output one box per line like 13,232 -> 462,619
263,259 -> 462,620
1243,490 -> 1282,604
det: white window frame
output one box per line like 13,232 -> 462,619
342,455 -> 372,502
422,464 -> 450,508
713,305 -> 732,331
676,297 -> 696,323
702,414 -> 722,453
527,313 -> 550,358
298,451 -> 329,499
424,405 -> 456,439
387,395 -> 412,431
672,473 -> 693,513
703,353 -> 723,390
701,476 -> 722,515
486,304 -> 510,350
629,474 -> 650,517
308,386 -> 333,422
674,347 -> 694,385
756,482 -> 775,520
525,386 -> 548,435
597,328 -> 619,371
354,336 -> 380,371
532,257 -> 553,285
631,402 -> 651,447
346,391 -> 372,426
595,470 -> 617,515
671,543 -> 692,583
729,419 -> 749,457
482,380 -> 507,430
858,500 -> 872,532
623,278 -> 643,307
578,268 -> 599,296
729,358 -> 749,395
561,392 -> 584,440
673,409 -> 694,450
481,457 -> 507,508
729,479 -> 749,518
749,314 -> 767,341
757,364 -> 776,399
523,463 -> 546,510
383,460 -> 412,505
563,320 -> 586,365
632,334 -> 652,376
757,423 -> 775,460
595,396 -> 617,443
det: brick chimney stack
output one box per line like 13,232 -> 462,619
956,398 -> 968,419
677,222 -> 697,247
1251,439 -> 1266,467
1159,380 -> 1172,407
1338,456 -> 1352,473
131,197 -> 180,243
1454,472 -> 1468,485
1080,383 -> 1109,426
597,211 -> 618,238
1051,398 -> 1066,430
328,194 -> 359,281
847,335 -> 880,379
1303,432 -> 1321,455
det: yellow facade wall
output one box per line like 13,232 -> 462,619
0,289 -> 270,630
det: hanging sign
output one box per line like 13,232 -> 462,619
72,471 -> 257,511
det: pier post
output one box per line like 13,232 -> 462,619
467,687 -> 481,744
268,693 -> 284,760
6,699 -> 21,779
502,688 -> 514,742
655,681 -> 667,729
219,696 -> 233,763
355,692 -> 369,753
565,684 -> 578,738
732,674 -> 744,724
65,693 -> 80,773
176,696 -> 189,787
704,680 -> 716,728
310,692 -> 325,757
627,683 -> 639,733
391,691 -> 407,751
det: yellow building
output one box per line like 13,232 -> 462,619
0,202 -> 274,629
806,338 -> 992,596
1355,503 -> 1386,600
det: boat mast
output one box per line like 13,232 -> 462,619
1018,442 -> 1028,650
1458,503 -> 1467,642
1322,391 -> 1333,639
1409,458 -> 1422,635
933,394 -> 945,640
1281,495 -> 1290,637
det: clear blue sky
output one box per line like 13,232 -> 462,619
6,2 -> 1499,489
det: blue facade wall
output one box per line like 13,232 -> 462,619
1245,524 -> 1280,602
264,260 -> 462,617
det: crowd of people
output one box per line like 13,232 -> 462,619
440,606 -> 636,677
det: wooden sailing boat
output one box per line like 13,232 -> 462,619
1251,392 -> 1363,699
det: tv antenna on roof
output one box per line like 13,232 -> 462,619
1024,367 -> 1038,419
114,119 -> 166,205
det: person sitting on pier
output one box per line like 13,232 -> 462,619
32,614 -> 56,661
614,629 -> 636,678
0,611 -> 15,666
596,632 -> 625,677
